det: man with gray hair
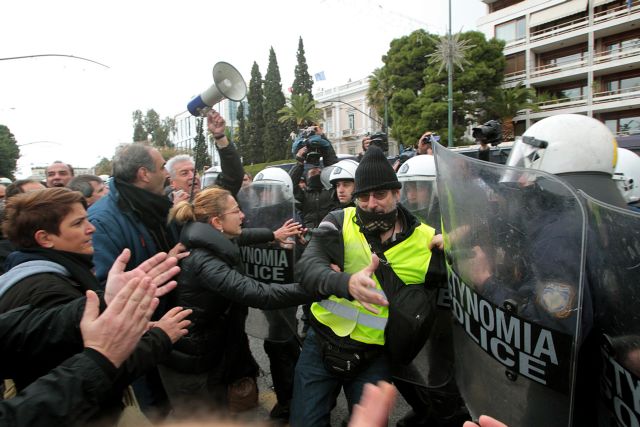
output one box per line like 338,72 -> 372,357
88,144 -> 183,283
165,154 -> 200,203
68,174 -> 109,207
88,142 -> 184,418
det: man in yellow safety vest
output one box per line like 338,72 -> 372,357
289,146 -> 442,427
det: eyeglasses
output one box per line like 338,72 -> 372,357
356,190 -> 390,203
220,206 -> 242,216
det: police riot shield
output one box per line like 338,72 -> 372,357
237,177 -> 299,343
393,155 -> 455,391
433,142 -> 586,427
581,192 -> 640,426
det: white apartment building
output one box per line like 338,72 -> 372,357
315,78 -> 396,156
477,0 -> 640,136
172,99 -> 246,168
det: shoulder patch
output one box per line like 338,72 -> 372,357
536,281 -> 576,319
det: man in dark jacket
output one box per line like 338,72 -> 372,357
289,147 -> 443,427
0,276 -> 165,427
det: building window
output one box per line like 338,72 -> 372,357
604,73 -> 640,94
537,80 -> 588,100
538,44 -> 587,68
505,52 -> 526,75
348,114 -> 355,130
495,17 -> 526,43
604,113 -> 640,135
605,37 -> 640,54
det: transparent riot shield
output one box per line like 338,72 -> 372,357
393,160 -> 454,391
434,143 -> 586,427
581,192 -> 640,426
237,180 -> 299,343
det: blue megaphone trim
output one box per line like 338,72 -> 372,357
187,95 -> 208,117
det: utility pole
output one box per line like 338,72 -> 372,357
448,0 -> 454,147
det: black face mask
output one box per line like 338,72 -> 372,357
356,206 -> 397,233
307,174 -> 323,190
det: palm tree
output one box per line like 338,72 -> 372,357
277,93 -> 322,128
367,68 -> 393,131
486,83 -> 539,141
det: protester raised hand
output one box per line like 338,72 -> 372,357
81,277 -> 158,368
104,249 -> 182,304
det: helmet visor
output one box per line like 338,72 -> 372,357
399,178 -> 438,214
502,136 -> 549,185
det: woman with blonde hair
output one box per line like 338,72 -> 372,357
160,186 -> 314,417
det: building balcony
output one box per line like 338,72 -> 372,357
504,70 -> 527,86
593,85 -> 640,106
530,58 -> 588,79
530,16 -> 589,44
594,0 -> 640,25
529,0 -> 640,45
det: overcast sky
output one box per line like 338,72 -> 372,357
0,0 -> 486,177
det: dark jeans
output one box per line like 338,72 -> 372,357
290,328 -> 391,427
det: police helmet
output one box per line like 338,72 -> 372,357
328,159 -> 359,185
250,167 -> 294,205
614,147 -> 640,204
506,114 -> 626,207
397,154 -> 436,180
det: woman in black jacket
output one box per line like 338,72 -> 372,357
160,186 -> 317,416
0,188 -> 189,425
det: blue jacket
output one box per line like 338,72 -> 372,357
88,180 -> 179,285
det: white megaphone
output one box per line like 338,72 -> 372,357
187,62 -> 247,116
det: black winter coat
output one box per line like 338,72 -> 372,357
0,299 -> 119,427
0,254 -> 172,424
164,222 -> 316,373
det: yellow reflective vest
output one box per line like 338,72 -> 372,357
310,207 -> 435,345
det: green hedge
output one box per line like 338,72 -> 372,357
243,159 -> 295,177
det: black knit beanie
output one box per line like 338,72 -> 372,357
353,146 -> 401,195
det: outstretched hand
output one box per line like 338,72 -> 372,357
274,219 -> 303,248
104,249 -> 182,305
348,254 -> 388,314
349,381 -> 397,427
149,306 -> 192,344
464,415 -> 509,427
81,277 -> 158,368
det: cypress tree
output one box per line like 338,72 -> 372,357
292,37 -> 314,99
236,102 -> 247,162
263,47 -> 289,161
193,118 -> 211,173
247,62 -> 265,164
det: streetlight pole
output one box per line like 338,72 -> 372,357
448,0 -> 454,147
326,99 -> 385,128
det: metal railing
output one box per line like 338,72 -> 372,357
531,58 -> 588,77
593,44 -> 640,64
594,0 -> 640,23
593,85 -> 640,103
534,95 -> 588,111
530,15 -> 589,43
529,1 -> 640,43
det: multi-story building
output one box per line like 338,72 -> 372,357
477,0 -> 640,137
172,99 -> 247,167
315,78 -> 397,156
